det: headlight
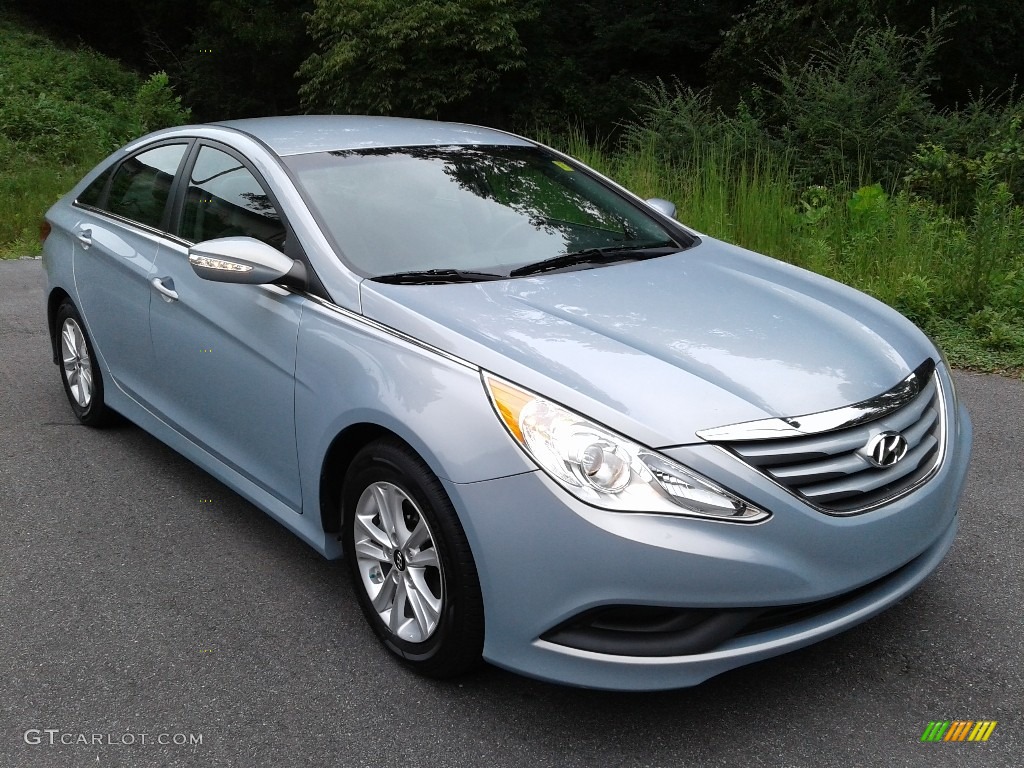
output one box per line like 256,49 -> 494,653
484,374 -> 769,522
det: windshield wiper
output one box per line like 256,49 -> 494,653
509,244 -> 681,277
371,268 -> 506,285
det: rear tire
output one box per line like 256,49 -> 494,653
56,301 -> 113,427
342,439 -> 484,678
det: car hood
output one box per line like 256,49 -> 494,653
358,237 -> 936,447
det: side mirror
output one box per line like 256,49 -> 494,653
646,198 -> 677,220
188,237 -> 304,286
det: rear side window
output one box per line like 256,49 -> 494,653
180,145 -> 286,250
77,167 -> 113,208
105,144 -> 188,230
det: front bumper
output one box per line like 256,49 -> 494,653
443,397 -> 971,691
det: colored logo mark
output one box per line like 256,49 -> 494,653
920,721 -> 997,742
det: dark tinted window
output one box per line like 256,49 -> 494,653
77,167 -> 113,208
106,144 -> 187,230
181,146 -> 285,250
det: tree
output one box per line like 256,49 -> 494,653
766,21 -> 948,185
709,0 -> 1024,110
510,0 -> 746,131
298,0 -> 538,120
174,0 -> 313,119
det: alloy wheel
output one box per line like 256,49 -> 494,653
352,481 -> 444,643
60,317 -> 93,409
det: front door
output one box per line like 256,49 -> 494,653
147,144 -> 303,509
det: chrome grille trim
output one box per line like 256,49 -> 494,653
696,359 -> 934,442
706,362 -> 946,516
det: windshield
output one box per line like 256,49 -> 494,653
284,145 -> 689,279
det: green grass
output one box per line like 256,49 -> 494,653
0,12 -> 188,259
549,129 -> 1024,376
0,149 -> 97,258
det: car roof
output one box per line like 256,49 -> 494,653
212,115 -> 534,157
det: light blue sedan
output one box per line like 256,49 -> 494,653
41,116 -> 972,690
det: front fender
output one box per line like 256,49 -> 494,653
294,298 -> 533,540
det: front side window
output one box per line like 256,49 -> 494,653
285,145 -> 687,278
180,146 -> 286,250
105,144 -> 187,230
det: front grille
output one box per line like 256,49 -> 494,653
722,369 -> 945,514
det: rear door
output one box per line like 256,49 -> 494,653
72,142 -> 190,402
147,142 -> 304,509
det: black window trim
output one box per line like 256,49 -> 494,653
171,139 -> 275,243
72,138 -> 195,236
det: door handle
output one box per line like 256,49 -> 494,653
76,228 -> 92,248
151,277 -> 179,302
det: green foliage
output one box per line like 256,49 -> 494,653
624,18 -> 953,191
620,81 -> 771,168
710,0 -> 881,105
0,19 -> 190,163
846,183 -> 888,226
10,0 -> 1024,135
134,71 -> 192,134
3,5 -> 1021,371
507,0 -> 747,131
298,0 -> 537,118
0,13 -> 190,258
767,20 -> 948,187
904,94 -> 1024,216
711,0 -> 1024,112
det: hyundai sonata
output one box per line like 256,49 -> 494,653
42,116 -> 972,690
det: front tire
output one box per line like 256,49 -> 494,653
343,439 -> 484,678
56,301 -> 113,427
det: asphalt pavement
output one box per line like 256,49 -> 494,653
1,258 -> 1021,768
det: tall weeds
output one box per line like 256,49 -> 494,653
554,132 -> 1024,372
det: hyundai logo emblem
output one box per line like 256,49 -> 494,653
865,431 -> 909,468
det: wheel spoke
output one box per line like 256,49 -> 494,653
355,506 -> 393,550
353,536 -> 387,563
66,366 -> 82,405
405,517 -> 430,551
407,567 -> 442,615
405,574 -> 440,636
78,365 -> 93,405
389,576 -> 409,634
371,569 -> 398,613
372,484 -> 403,545
61,323 -> 77,357
405,546 -> 438,568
